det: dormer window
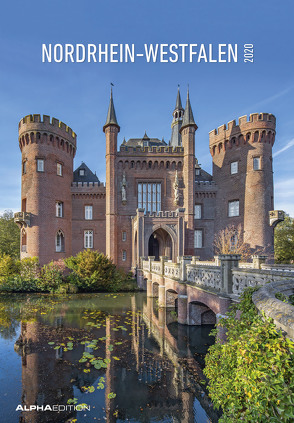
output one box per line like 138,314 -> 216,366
143,141 -> 149,147
195,169 -> 200,176
79,169 -> 85,176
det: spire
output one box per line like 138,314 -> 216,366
170,86 -> 184,148
181,87 -> 197,131
103,86 -> 120,132
175,86 -> 183,110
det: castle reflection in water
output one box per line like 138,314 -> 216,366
12,293 -> 220,423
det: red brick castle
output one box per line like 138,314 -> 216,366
15,88 -> 278,269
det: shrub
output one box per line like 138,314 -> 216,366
20,257 -> 40,280
37,261 -> 65,292
204,287 -> 294,422
0,253 -> 19,283
65,250 -> 128,292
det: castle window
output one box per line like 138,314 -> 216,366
84,230 -> 93,249
56,230 -> 65,252
194,230 -> 203,248
195,169 -> 200,176
138,182 -> 161,213
79,169 -> 85,176
231,161 -> 238,174
122,231 -> 127,241
122,250 -> 127,261
228,200 -> 239,217
57,163 -> 62,176
37,159 -> 44,172
131,161 -> 134,168
85,205 -> 93,220
194,205 -> 202,219
22,198 -> 27,212
22,160 -> 27,175
253,156 -> 261,170
21,229 -> 27,253
56,202 -> 63,218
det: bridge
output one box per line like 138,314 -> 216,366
137,254 -> 294,333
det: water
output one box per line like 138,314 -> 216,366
0,292 -> 220,423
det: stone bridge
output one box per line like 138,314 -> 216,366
137,254 -> 294,330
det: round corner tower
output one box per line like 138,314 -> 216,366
16,114 -> 76,265
209,112 -> 276,252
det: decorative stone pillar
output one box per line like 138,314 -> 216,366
148,256 -> 155,271
158,285 -> 166,308
214,255 -> 220,266
159,256 -> 168,275
252,255 -> 268,269
179,256 -> 192,281
191,256 -> 200,265
219,254 -> 241,294
177,294 -> 188,325
146,279 -> 153,297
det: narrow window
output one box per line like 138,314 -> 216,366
194,230 -> 203,248
194,205 -> 202,219
122,250 -> 127,261
22,198 -> 27,212
57,163 -> 62,176
21,230 -> 27,253
228,200 -> 239,217
56,230 -> 65,252
253,157 -> 261,170
85,205 -> 93,220
56,202 -> 63,218
230,161 -> 238,174
22,161 -> 27,175
84,230 -> 93,249
122,231 -> 127,241
37,159 -> 44,172
195,168 -> 200,176
79,169 -> 85,176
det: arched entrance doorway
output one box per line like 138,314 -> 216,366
148,228 -> 173,260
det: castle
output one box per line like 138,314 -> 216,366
14,88 -> 277,269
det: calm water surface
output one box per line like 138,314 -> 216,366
0,292 -> 220,423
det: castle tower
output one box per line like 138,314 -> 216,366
180,89 -> 198,255
209,113 -> 276,252
170,87 -> 184,148
15,115 -> 76,265
103,87 -> 120,263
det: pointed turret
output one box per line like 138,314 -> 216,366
103,87 -> 120,132
170,86 -> 184,148
181,88 -> 198,131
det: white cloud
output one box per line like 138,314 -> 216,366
273,139 -> 294,157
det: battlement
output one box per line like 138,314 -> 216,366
71,181 -> 105,188
119,145 -> 184,154
145,210 -> 179,218
209,113 -> 276,145
19,114 -> 76,146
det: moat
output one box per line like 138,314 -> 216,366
0,292 -> 220,423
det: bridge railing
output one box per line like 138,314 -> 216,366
186,265 -> 222,292
140,255 -> 294,297
232,268 -> 294,296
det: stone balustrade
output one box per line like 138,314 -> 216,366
186,265 -> 222,291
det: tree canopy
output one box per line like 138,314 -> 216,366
0,210 -> 20,259
274,215 -> 294,264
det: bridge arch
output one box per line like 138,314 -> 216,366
188,301 -> 216,326
166,289 -> 178,308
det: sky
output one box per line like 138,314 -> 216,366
0,0 -> 293,216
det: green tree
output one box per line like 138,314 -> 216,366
274,215 -> 294,263
0,210 -> 20,258
204,288 -> 294,422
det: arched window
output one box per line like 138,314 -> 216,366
56,230 -> 65,252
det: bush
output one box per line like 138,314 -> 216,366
37,260 -> 65,292
65,250 -> 129,292
0,253 -> 20,283
204,287 -> 294,422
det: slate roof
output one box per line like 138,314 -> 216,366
122,132 -> 167,148
73,162 -> 100,183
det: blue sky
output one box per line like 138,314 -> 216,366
0,0 -> 293,216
